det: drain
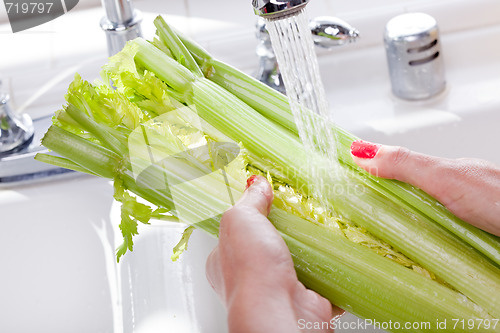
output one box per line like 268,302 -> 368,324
384,13 -> 446,100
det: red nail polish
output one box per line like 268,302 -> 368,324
350,140 -> 380,159
246,175 -> 258,189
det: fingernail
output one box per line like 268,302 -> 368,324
351,140 -> 380,159
246,175 -> 258,189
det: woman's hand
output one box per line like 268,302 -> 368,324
351,140 -> 500,236
205,140 -> 500,333
206,175 -> 340,333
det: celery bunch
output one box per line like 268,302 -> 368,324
36,16 -> 500,331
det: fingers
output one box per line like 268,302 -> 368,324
206,176 -> 336,333
206,175 -> 300,332
350,139 -> 451,203
350,140 -> 443,189
292,283 -> 336,332
350,140 -> 500,236
206,175 -> 294,304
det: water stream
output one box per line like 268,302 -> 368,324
265,9 -> 341,209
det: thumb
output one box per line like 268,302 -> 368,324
235,175 -> 274,216
207,175 -> 291,302
350,139 -> 443,189
350,139 -> 500,236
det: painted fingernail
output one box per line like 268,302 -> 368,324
246,175 -> 258,189
350,140 -> 381,159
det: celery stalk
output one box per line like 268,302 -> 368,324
175,29 -> 500,268
274,212 -> 494,325
34,154 -> 99,176
36,15 -> 500,331
190,75 -> 500,318
153,16 -> 203,77
39,125 -> 120,179
174,28 -> 298,134
65,104 -> 128,157
39,125 -> 498,327
149,25 -> 500,317
133,38 -> 195,93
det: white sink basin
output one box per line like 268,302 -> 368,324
0,174 -> 226,333
1,2 -> 499,333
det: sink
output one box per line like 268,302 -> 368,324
0,176 -> 115,332
0,174 -> 226,333
0,8 -> 230,333
1,1 -> 499,333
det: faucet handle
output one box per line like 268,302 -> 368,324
309,16 -> 360,49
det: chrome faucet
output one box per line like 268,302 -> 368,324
100,0 -> 143,56
255,16 -> 359,92
0,80 -> 34,156
0,0 -> 358,185
0,1 -> 142,186
255,18 -> 286,94
0,77 -> 74,186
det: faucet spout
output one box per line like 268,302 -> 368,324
102,0 -> 135,24
252,0 -> 310,20
100,0 -> 142,56
254,15 -> 360,92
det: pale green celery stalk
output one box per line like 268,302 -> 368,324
36,31 -> 498,321
117,156 -> 238,238
153,16 -> 203,77
129,162 -> 500,327
39,124 -> 230,240
174,31 -> 500,267
39,125 -> 120,179
189,76 -> 500,319
161,29 -> 297,138
191,79 -> 310,189
65,104 -> 129,157
34,154 -> 99,176
133,38 -> 195,94
133,35 -> 500,316
38,119 -> 498,327
39,130 -> 220,241
55,108 -> 83,129
271,208 -> 495,325
127,39 -> 310,190
174,29 -> 297,135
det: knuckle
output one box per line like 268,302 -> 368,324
220,205 -> 246,226
221,206 -> 236,223
392,147 -> 411,166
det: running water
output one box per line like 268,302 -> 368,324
265,9 -> 341,207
